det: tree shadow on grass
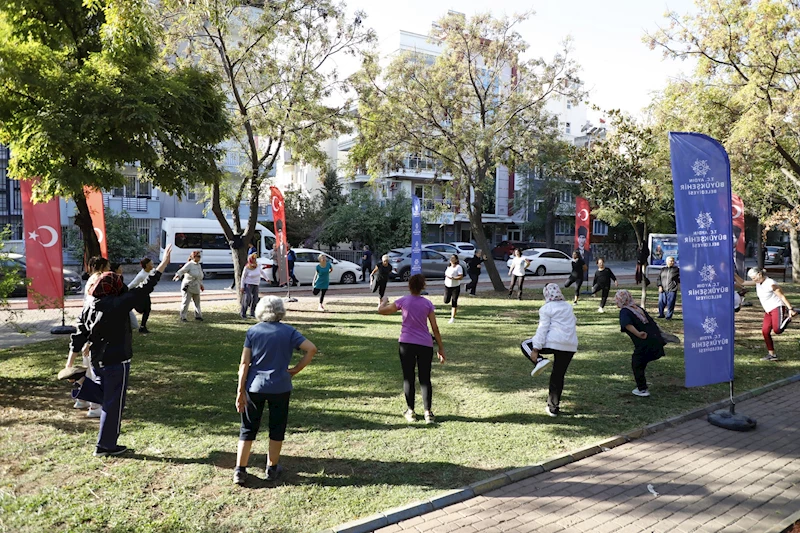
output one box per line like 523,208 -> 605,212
125,450 -> 503,490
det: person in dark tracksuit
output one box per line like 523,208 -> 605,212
657,256 -> 680,319
590,257 -> 618,313
59,246 -> 173,456
371,254 -> 393,308
615,289 -> 665,398
465,250 -> 486,296
564,251 -> 585,304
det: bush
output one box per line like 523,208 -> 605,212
66,209 -> 147,264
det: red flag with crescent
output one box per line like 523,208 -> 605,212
269,186 -> 289,286
731,193 -> 745,278
21,178 -> 64,309
574,196 -> 592,280
84,186 -> 107,259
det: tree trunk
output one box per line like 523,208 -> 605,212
73,192 -> 101,267
790,226 -> 800,283
210,181 -> 250,293
468,192 -> 505,292
756,222 -> 764,269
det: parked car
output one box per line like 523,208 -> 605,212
765,246 -> 784,265
422,243 -> 462,259
505,248 -> 573,276
1,253 -> 83,297
388,247 -> 467,281
449,242 -> 477,259
491,241 -> 540,261
284,248 -> 361,285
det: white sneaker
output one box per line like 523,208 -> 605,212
87,407 -> 102,418
318,305 -> 325,312
531,358 -> 551,377
403,409 -> 416,423
632,388 -> 650,397
545,405 -> 558,417
74,399 -> 89,409
448,318 -> 454,324
598,307 -> 605,313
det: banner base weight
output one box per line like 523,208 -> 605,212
708,408 -> 756,432
51,325 -> 77,335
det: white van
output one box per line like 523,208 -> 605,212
160,218 -> 275,276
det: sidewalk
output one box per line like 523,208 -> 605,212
374,380 -> 800,533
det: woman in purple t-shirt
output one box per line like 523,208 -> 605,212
378,274 -> 445,424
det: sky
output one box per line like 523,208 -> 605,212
343,0 -> 699,121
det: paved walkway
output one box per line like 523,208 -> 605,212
376,381 -> 800,533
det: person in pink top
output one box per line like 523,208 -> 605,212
378,274 -> 445,424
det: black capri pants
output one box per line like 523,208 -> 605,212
239,390 -> 291,441
444,285 -> 461,308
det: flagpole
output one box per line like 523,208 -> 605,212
50,298 -> 76,335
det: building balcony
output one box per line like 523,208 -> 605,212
103,195 -> 161,219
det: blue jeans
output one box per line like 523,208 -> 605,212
73,362 -> 130,450
658,291 -> 677,318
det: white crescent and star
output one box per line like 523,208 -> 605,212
578,208 -> 589,222
94,227 -> 104,243
731,205 -> 743,219
28,225 -> 58,248
272,196 -> 282,212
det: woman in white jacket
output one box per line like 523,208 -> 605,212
520,283 -> 578,417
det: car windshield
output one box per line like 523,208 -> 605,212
460,245 -> 475,250
767,247 -> 781,252
388,250 -> 405,257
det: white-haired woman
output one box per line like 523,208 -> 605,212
371,254 -> 393,308
520,284 -> 578,417
312,254 -> 333,311
234,296 -> 317,486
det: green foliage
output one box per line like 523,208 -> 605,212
0,0 -> 230,258
571,110 -> 673,246
320,190 -> 411,256
0,226 -> 22,305
66,210 -> 146,264
349,11 -> 582,289
646,0 -> 800,223
320,169 -> 345,213
283,191 -> 323,248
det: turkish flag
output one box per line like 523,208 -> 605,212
269,186 -> 288,285
84,186 -> 107,259
21,179 -> 64,309
574,196 -> 592,281
731,194 -> 745,278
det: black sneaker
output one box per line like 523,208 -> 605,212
265,464 -> 283,481
93,445 -> 130,457
195,316 -> 203,321
138,326 -> 149,334
233,467 -> 247,485
181,318 -> 188,322
58,366 -> 87,381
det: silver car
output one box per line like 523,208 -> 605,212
388,247 -> 466,281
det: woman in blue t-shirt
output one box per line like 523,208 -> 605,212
313,254 -> 333,311
233,296 -> 317,485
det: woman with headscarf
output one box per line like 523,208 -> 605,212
520,284 -> 578,417
240,252 -> 268,319
615,289 -> 665,397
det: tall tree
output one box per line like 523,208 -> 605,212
646,0 -> 800,281
0,0 -> 230,259
349,11 -> 582,291
163,0 -> 374,290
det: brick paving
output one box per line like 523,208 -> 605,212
375,381 -> 800,533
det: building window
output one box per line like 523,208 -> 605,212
566,101 -> 572,109
532,200 -> 544,213
565,122 -> 571,134
111,176 -> 152,199
593,219 -> 609,236
187,186 -> 197,202
555,220 -> 573,235
558,191 -> 574,204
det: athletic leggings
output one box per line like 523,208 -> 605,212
592,284 -> 610,307
444,285 -> 460,308
399,342 -> 433,412
762,306 -> 790,351
135,297 -> 151,328
312,287 -> 327,304
509,275 -> 525,296
564,275 -> 583,300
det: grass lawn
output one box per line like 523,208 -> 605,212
2,285 -> 800,532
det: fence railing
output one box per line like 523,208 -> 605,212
326,250 -> 363,264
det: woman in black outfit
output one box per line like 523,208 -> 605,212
464,250 -> 486,295
590,257 -> 618,313
370,254 -> 393,308
615,289 -> 665,397
564,251 -> 586,304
